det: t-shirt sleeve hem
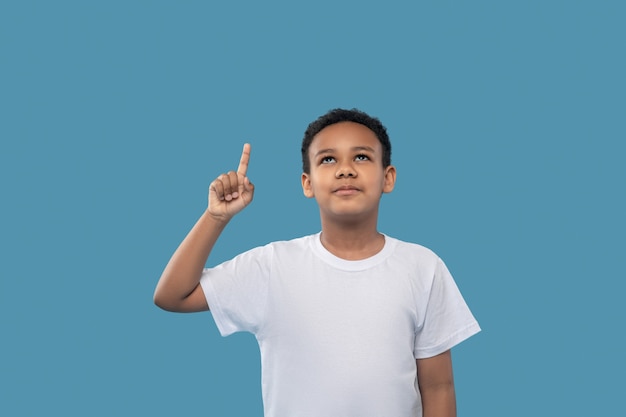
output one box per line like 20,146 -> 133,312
200,272 -> 237,337
414,321 -> 481,359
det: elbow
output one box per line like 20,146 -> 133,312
153,290 -> 176,312
153,282 -> 207,313
153,289 -> 194,312
153,294 -> 166,310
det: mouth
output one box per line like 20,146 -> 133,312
333,185 -> 360,195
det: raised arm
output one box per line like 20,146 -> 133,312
153,144 -> 254,312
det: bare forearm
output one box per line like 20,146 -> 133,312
421,382 -> 456,417
417,350 -> 456,417
154,143 -> 254,312
154,210 -> 228,311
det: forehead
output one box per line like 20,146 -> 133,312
309,121 -> 381,152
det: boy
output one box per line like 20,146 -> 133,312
154,108 -> 480,417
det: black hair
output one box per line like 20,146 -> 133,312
301,108 -> 392,174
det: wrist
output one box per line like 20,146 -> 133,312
203,208 -> 233,227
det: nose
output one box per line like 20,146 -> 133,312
335,162 -> 356,178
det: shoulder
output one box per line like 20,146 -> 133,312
384,234 -> 440,263
239,234 -> 317,259
208,235 -> 315,274
267,233 -> 317,249
382,235 -> 450,281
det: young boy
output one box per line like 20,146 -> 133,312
154,108 -> 480,417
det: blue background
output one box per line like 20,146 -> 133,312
2,1 -> 624,415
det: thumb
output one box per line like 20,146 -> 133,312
243,176 -> 255,193
237,175 -> 254,195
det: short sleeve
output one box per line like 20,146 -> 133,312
413,257 -> 481,359
200,244 -> 272,337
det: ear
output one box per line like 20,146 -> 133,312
301,173 -> 315,198
382,165 -> 396,193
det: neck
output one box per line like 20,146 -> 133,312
319,218 -> 384,260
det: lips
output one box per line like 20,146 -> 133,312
333,185 -> 360,195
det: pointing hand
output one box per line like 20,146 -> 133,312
208,143 -> 255,221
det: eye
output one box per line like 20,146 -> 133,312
320,156 -> 335,164
355,154 -> 370,161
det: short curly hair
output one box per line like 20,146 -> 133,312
301,108 -> 392,174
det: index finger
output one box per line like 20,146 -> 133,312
237,143 -> 251,176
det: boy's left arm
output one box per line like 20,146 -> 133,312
417,350 -> 456,417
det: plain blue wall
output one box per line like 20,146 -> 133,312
2,1 -> 624,415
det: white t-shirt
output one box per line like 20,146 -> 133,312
200,233 -> 480,417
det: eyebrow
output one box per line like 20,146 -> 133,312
314,146 -> 377,158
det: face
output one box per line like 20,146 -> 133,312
301,121 -> 396,222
